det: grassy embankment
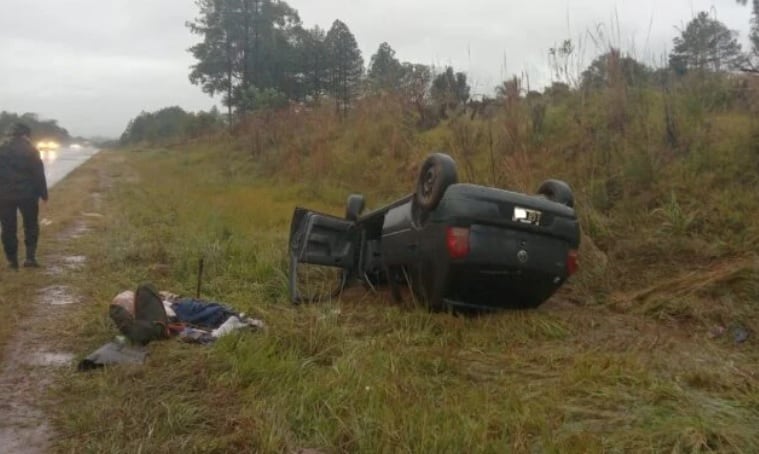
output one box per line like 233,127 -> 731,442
46,72 -> 759,452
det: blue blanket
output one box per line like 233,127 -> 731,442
172,298 -> 238,329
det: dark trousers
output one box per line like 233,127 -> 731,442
0,198 -> 39,262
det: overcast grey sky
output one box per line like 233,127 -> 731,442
0,0 -> 751,138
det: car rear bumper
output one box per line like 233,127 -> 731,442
442,264 -> 565,309
431,224 -> 573,309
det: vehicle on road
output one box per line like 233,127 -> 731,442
36,140 -> 60,151
289,153 -> 581,310
36,140 -> 60,160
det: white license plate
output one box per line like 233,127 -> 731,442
513,207 -> 542,225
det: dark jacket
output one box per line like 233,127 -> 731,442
0,137 -> 48,201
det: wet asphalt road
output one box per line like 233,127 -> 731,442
41,146 -> 100,188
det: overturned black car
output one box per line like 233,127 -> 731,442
289,153 -> 580,311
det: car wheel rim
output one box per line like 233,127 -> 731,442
422,167 -> 436,199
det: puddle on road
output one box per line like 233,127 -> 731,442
62,255 -> 86,266
37,285 -> 77,306
57,220 -> 90,241
44,265 -> 63,276
44,256 -> 87,276
23,352 -> 74,368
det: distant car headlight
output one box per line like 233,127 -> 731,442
37,141 -> 60,150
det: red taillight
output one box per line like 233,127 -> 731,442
567,249 -> 579,276
446,227 -> 470,259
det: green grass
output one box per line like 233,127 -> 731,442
45,146 -> 759,453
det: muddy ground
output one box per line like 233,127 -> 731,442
0,188 -> 100,452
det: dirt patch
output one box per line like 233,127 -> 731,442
90,192 -> 104,211
44,256 -> 86,277
55,220 -> 90,241
0,421 -> 52,454
0,284 -> 76,453
24,352 -> 76,367
0,262 -> 85,451
37,285 -> 78,306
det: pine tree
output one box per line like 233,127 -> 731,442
325,20 -> 364,116
735,0 -> 759,71
581,50 -> 651,89
669,12 -> 743,74
368,42 -> 403,93
290,26 -> 329,101
187,0 -> 301,116
431,67 -> 471,117
188,0 -> 236,120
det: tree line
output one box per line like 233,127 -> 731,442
582,7 -> 758,91
1,112 -> 71,143
186,1 -> 759,117
119,106 -> 225,144
120,2 -> 759,144
185,0 -> 472,121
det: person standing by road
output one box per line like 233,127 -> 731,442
0,123 -> 48,269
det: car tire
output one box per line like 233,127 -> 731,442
537,179 -> 575,208
413,153 -> 458,225
345,194 -> 365,221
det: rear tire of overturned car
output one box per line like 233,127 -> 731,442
345,194 -> 365,221
537,179 -> 575,208
413,153 -> 458,224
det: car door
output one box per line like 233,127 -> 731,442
289,207 -> 358,303
380,201 -> 419,266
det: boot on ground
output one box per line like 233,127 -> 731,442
23,245 -> 39,268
